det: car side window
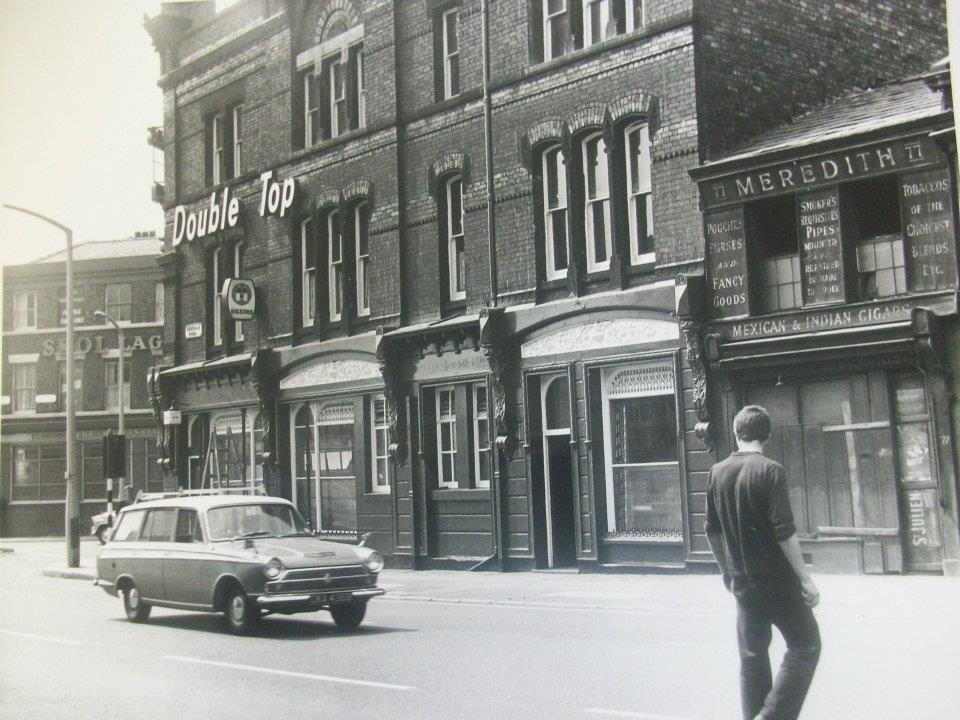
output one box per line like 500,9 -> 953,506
175,509 -> 203,543
142,508 -> 177,542
112,510 -> 146,542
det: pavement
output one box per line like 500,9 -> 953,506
3,536 -> 960,620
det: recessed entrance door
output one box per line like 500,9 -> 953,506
539,374 -> 576,568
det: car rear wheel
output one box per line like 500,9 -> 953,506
330,601 -> 366,629
123,584 -> 151,623
96,526 -> 109,545
224,587 -> 259,633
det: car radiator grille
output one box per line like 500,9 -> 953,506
265,564 -> 374,594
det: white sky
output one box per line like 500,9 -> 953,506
0,0 -> 957,268
0,0 -> 235,267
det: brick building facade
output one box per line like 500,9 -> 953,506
1,235 -> 166,536
145,0 -> 948,572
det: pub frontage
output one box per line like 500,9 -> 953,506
688,72 -> 960,575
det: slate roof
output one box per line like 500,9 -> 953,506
704,74 -> 949,169
32,235 -> 165,264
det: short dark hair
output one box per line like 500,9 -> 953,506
734,405 -> 771,442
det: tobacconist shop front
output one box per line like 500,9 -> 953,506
689,76 -> 960,575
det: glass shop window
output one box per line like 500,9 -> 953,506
748,194 -> 801,312
600,362 -> 681,539
843,176 -> 906,299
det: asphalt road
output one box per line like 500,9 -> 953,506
2,543 -> 959,720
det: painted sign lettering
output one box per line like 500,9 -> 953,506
798,187 -> 845,305
899,167 -> 957,292
172,187 -> 241,246
259,171 -> 296,218
705,207 -> 749,319
719,294 -> 956,341
703,136 -> 940,208
41,334 -> 162,357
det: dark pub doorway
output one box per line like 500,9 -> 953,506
529,373 -> 577,568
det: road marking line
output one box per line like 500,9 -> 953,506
164,655 -> 416,691
586,710 -> 705,720
0,628 -> 84,646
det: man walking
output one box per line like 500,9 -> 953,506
705,405 -> 821,720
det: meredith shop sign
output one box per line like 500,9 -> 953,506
701,136 -> 941,209
172,171 -> 296,245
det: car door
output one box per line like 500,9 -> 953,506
137,508 -> 177,601
164,509 -> 212,606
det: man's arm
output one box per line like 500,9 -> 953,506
779,532 -> 820,607
706,531 -> 732,590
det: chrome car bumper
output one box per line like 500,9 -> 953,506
95,578 -> 118,597
255,588 -> 385,607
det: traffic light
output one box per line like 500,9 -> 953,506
103,432 -> 126,478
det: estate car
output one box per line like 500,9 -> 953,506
95,494 -> 384,632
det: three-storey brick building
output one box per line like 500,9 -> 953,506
1,234 -> 166,536
146,0 -> 948,572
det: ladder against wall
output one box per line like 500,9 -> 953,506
199,426 -> 265,495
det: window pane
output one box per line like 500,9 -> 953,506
551,212 -> 568,270
592,201 -> 608,262
611,395 -> 677,464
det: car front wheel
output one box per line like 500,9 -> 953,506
330,601 -> 366,629
123,584 -> 151,623
224,588 -> 259,633
96,526 -> 109,545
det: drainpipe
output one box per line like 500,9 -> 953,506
481,0 -> 497,306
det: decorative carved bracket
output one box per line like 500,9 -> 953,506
252,350 -> 279,466
680,319 -> 714,451
480,307 -> 516,458
376,326 -> 407,465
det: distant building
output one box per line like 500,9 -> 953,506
1,233 -> 166,537
144,0 -> 948,572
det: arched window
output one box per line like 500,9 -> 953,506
348,200 -> 370,316
582,132 -> 612,272
624,122 -> 654,264
301,217 -> 316,327
325,207 -> 343,321
443,176 -> 466,302
541,144 -> 569,281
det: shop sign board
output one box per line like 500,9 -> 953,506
58,291 -> 87,326
185,322 -> 203,339
223,278 -> 256,321
702,136 -> 940,209
717,294 -> 956,341
704,206 -> 749,319
900,167 -> 957,292
162,410 -> 182,426
798,187 -> 845,305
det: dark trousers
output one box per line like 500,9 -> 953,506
732,575 -> 821,720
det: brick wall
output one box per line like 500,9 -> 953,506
696,0 -> 949,159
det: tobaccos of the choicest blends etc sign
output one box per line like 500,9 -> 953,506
172,171 -> 296,245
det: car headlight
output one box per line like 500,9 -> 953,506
363,551 -> 384,574
264,558 -> 285,579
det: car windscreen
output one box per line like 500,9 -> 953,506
206,504 -> 307,541
112,509 -> 146,542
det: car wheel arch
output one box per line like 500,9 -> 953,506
212,574 -> 245,611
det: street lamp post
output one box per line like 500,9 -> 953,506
3,204 -> 79,567
94,310 -> 125,435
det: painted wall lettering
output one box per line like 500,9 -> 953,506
705,207 -> 749,319
172,187 -> 241,245
899,167 -> 957,292
798,187 -> 845,305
